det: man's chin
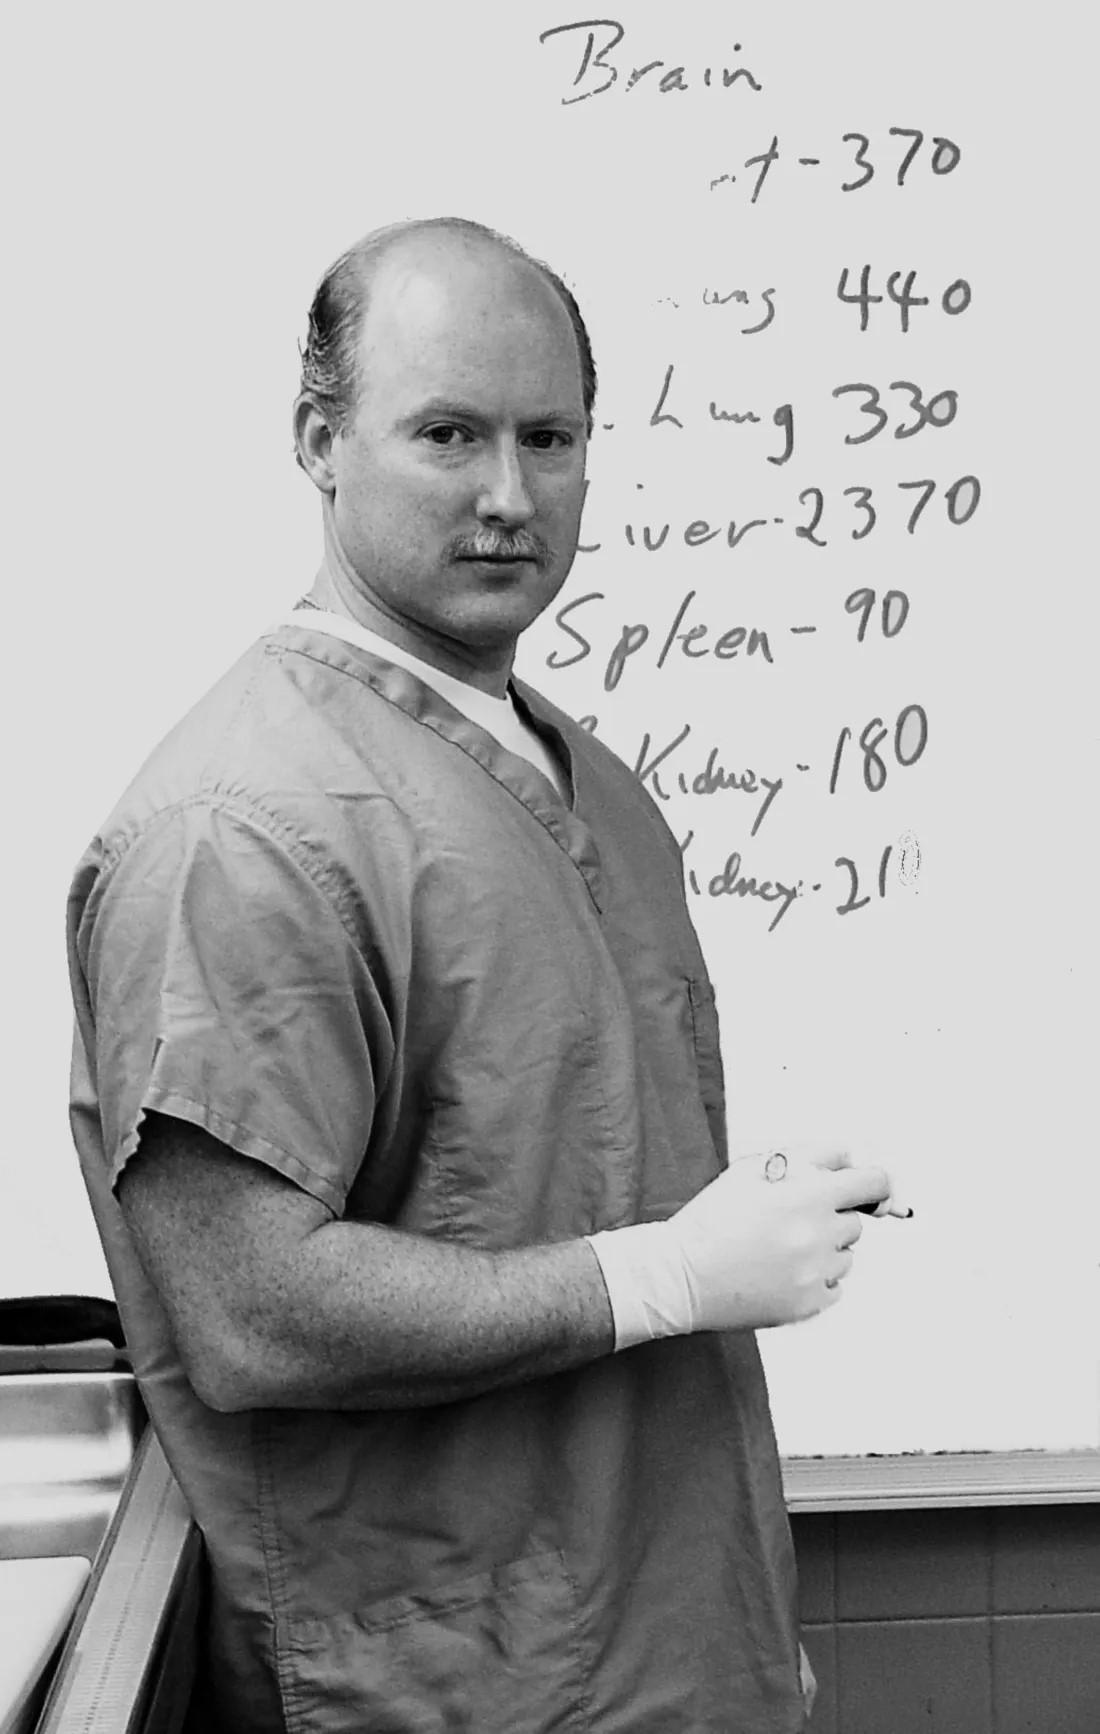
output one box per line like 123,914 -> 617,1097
451,610 -> 537,653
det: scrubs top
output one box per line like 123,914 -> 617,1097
67,614 -> 806,1732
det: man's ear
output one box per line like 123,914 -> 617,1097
293,395 -> 338,492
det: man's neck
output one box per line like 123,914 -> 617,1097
313,499 -> 514,699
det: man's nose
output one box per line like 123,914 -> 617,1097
476,440 -> 535,525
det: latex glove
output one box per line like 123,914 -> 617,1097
587,1149 -> 890,1349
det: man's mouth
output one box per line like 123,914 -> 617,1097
459,551 -> 536,563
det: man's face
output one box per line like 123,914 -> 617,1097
325,238 -> 589,683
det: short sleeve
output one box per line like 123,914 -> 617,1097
77,800 -> 393,1213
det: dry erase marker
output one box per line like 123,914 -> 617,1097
763,1150 -> 913,1219
855,1199 -> 914,1219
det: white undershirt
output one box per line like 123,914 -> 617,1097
279,607 -> 568,800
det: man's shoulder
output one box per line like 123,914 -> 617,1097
88,637 -> 281,833
89,629 -> 405,842
71,625 -> 502,937
72,635 -> 350,898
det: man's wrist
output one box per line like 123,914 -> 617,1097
584,1221 -> 695,1350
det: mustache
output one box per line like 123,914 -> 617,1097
449,529 -> 548,562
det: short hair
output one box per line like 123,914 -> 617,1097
297,217 -> 597,435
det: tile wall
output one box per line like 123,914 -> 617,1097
792,1505 -> 1100,1733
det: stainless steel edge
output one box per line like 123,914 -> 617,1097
35,1430 -> 200,1734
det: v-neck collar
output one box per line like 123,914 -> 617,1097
271,605 -> 607,913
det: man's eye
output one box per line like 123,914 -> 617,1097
526,429 -> 572,451
423,425 -> 471,447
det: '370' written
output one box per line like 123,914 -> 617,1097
578,473 -> 982,558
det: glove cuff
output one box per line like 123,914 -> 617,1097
585,1221 -> 695,1350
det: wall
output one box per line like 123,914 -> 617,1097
3,1 -> 1098,1495
5,0 -> 1097,1462
793,1506 -> 1100,1733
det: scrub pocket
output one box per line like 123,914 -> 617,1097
687,973 -> 727,1164
281,1550 -> 593,1734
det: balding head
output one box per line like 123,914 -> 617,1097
290,214 -> 589,692
297,217 -> 597,439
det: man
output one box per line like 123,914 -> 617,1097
68,217 -> 890,1731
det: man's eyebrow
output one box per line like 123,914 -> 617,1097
400,399 -> 586,430
401,398 -> 481,423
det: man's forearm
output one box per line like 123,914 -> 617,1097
229,1220 -> 615,1411
120,1114 -> 615,1413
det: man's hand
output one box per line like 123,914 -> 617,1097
586,1148 -> 891,1348
669,1148 -> 887,1329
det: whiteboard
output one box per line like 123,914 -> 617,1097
3,1 -> 1097,1462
